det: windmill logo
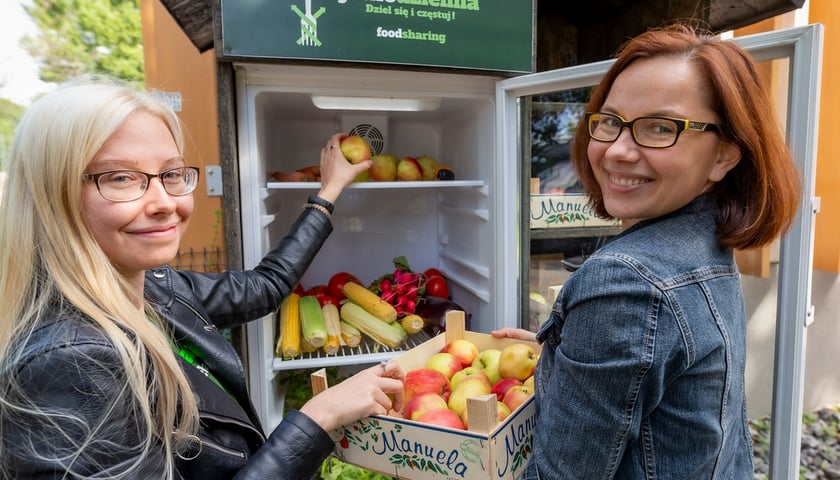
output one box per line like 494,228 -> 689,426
291,0 -> 325,47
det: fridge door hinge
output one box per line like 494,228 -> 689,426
805,304 -> 815,327
205,166 -> 223,196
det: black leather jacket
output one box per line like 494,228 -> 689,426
1,208 -> 336,480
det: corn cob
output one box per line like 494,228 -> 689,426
299,295 -> 327,348
340,302 -> 407,349
275,293 -> 301,359
400,313 -> 425,335
322,303 -> 341,355
340,320 -> 362,348
300,336 -> 319,353
342,281 -> 397,323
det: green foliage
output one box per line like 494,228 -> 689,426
320,456 -> 396,480
279,368 -> 396,479
0,98 -> 26,170
22,0 -> 144,84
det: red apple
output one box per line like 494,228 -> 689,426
369,153 -> 398,181
498,343 -> 539,381
396,156 -> 423,181
403,392 -> 448,421
404,368 -> 451,404
502,385 -> 533,412
450,366 -> 490,391
472,348 -> 502,384
340,135 -> 372,164
440,339 -> 479,368
490,377 -> 523,402
416,408 -> 466,430
447,377 -> 492,420
425,352 -> 463,380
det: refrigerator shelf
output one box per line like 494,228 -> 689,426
266,180 -> 484,190
271,330 -> 434,371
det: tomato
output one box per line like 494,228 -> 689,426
328,272 -> 361,301
314,292 -> 340,307
305,284 -> 329,297
423,268 -> 445,279
293,283 -> 305,296
425,275 -> 450,299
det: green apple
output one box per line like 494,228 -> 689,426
448,377 -> 491,420
416,155 -> 438,180
450,366 -> 490,391
396,156 -> 423,181
369,153 -> 398,181
340,135 -> 372,164
471,348 -> 502,384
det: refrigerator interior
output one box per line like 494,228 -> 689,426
234,64 -> 503,426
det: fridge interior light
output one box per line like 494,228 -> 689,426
311,94 -> 441,112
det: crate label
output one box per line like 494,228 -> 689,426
530,194 -> 620,228
334,397 -> 536,480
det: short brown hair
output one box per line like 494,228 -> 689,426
572,23 -> 801,250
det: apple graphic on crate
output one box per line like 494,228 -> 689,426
425,352 -> 463,380
490,377 -> 523,402
396,156 -> 423,181
339,135 -> 372,164
499,343 -> 539,381
472,348 -> 502,384
416,407 -> 466,430
404,368 -> 452,404
369,153 -> 398,181
402,392 -> 449,421
448,377 -> 492,420
440,339 -> 480,368
502,385 -> 533,412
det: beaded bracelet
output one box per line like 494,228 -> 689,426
304,202 -> 332,219
307,195 -> 335,214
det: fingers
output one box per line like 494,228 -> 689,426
491,328 -> 537,342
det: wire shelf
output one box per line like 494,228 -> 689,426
271,330 -> 434,371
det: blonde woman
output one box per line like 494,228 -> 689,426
0,77 -> 402,480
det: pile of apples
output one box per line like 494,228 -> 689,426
401,339 -> 538,430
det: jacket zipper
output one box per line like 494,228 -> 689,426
201,411 -> 267,442
173,296 -> 218,333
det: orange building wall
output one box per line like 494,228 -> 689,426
809,0 -> 840,272
140,0 -> 225,270
736,6 -> 838,274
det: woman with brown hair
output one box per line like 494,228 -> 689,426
496,23 -> 800,478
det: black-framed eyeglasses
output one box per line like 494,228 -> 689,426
83,166 -> 200,202
585,112 -> 719,148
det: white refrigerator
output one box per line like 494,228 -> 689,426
232,25 -> 821,479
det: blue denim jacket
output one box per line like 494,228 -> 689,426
525,195 -> 753,479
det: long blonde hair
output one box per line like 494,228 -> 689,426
0,77 -> 199,478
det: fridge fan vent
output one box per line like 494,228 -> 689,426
348,124 -> 384,155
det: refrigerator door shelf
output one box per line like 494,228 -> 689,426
271,330 -> 433,371
266,180 -> 484,190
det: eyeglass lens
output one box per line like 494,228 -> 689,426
588,113 -> 681,148
95,167 -> 199,202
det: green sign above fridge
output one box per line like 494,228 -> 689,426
219,0 -> 535,73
